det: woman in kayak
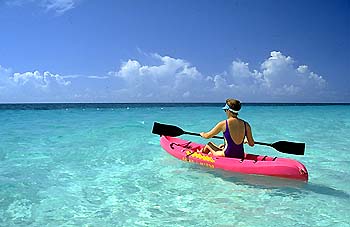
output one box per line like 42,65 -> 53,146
200,98 -> 254,159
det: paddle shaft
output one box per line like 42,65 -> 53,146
184,131 -> 223,139
254,141 -> 272,146
185,131 -> 270,145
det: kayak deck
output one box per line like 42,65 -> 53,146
160,136 -> 308,181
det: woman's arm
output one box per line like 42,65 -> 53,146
245,123 -> 255,146
200,121 -> 225,139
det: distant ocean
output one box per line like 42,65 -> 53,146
0,103 -> 349,226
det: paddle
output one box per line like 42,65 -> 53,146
152,122 -> 223,139
152,122 -> 305,155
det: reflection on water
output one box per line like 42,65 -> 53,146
302,183 -> 350,199
189,164 -> 350,200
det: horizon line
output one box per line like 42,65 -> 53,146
0,102 -> 349,105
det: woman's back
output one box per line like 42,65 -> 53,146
225,118 -> 246,145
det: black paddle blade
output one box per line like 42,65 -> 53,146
271,141 -> 305,155
152,122 -> 185,137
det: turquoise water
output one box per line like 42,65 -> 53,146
0,103 -> 349,227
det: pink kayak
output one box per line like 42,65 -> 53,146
160,136 -> 308,181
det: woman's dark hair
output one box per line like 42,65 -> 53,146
226,98 -> 241,112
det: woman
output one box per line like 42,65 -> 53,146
200,98 -> 254,159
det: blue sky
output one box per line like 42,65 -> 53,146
0,0 -> 349,103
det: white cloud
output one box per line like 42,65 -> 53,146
109,54 -> 206,101
0,51 -> 330,102
0,66 -> 71,102
261,51 -> 325,91
107,51 -> 327,102
6,0 -> 78,14
87,75 -> 110,79
11,71 -> 71,88
43,0 -> 76,14
207,51 -> 326,101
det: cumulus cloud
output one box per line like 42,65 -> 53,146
261,51 -> 325,93
0,66 -> 71,102
107,51 -> 327,102
200,51 -> 326,101
108,54 -> 209,101
0,51 -> 329,102
11,71 -> 71,88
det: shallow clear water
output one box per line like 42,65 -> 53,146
0,104 -> 349,226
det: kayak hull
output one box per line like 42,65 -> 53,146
160,136 -> 308,181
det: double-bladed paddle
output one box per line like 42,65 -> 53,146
152,122 -> 305,155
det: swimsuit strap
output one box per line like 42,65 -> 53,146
224,120 -> 233,143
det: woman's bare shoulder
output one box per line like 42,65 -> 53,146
216,120 -> 226,129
